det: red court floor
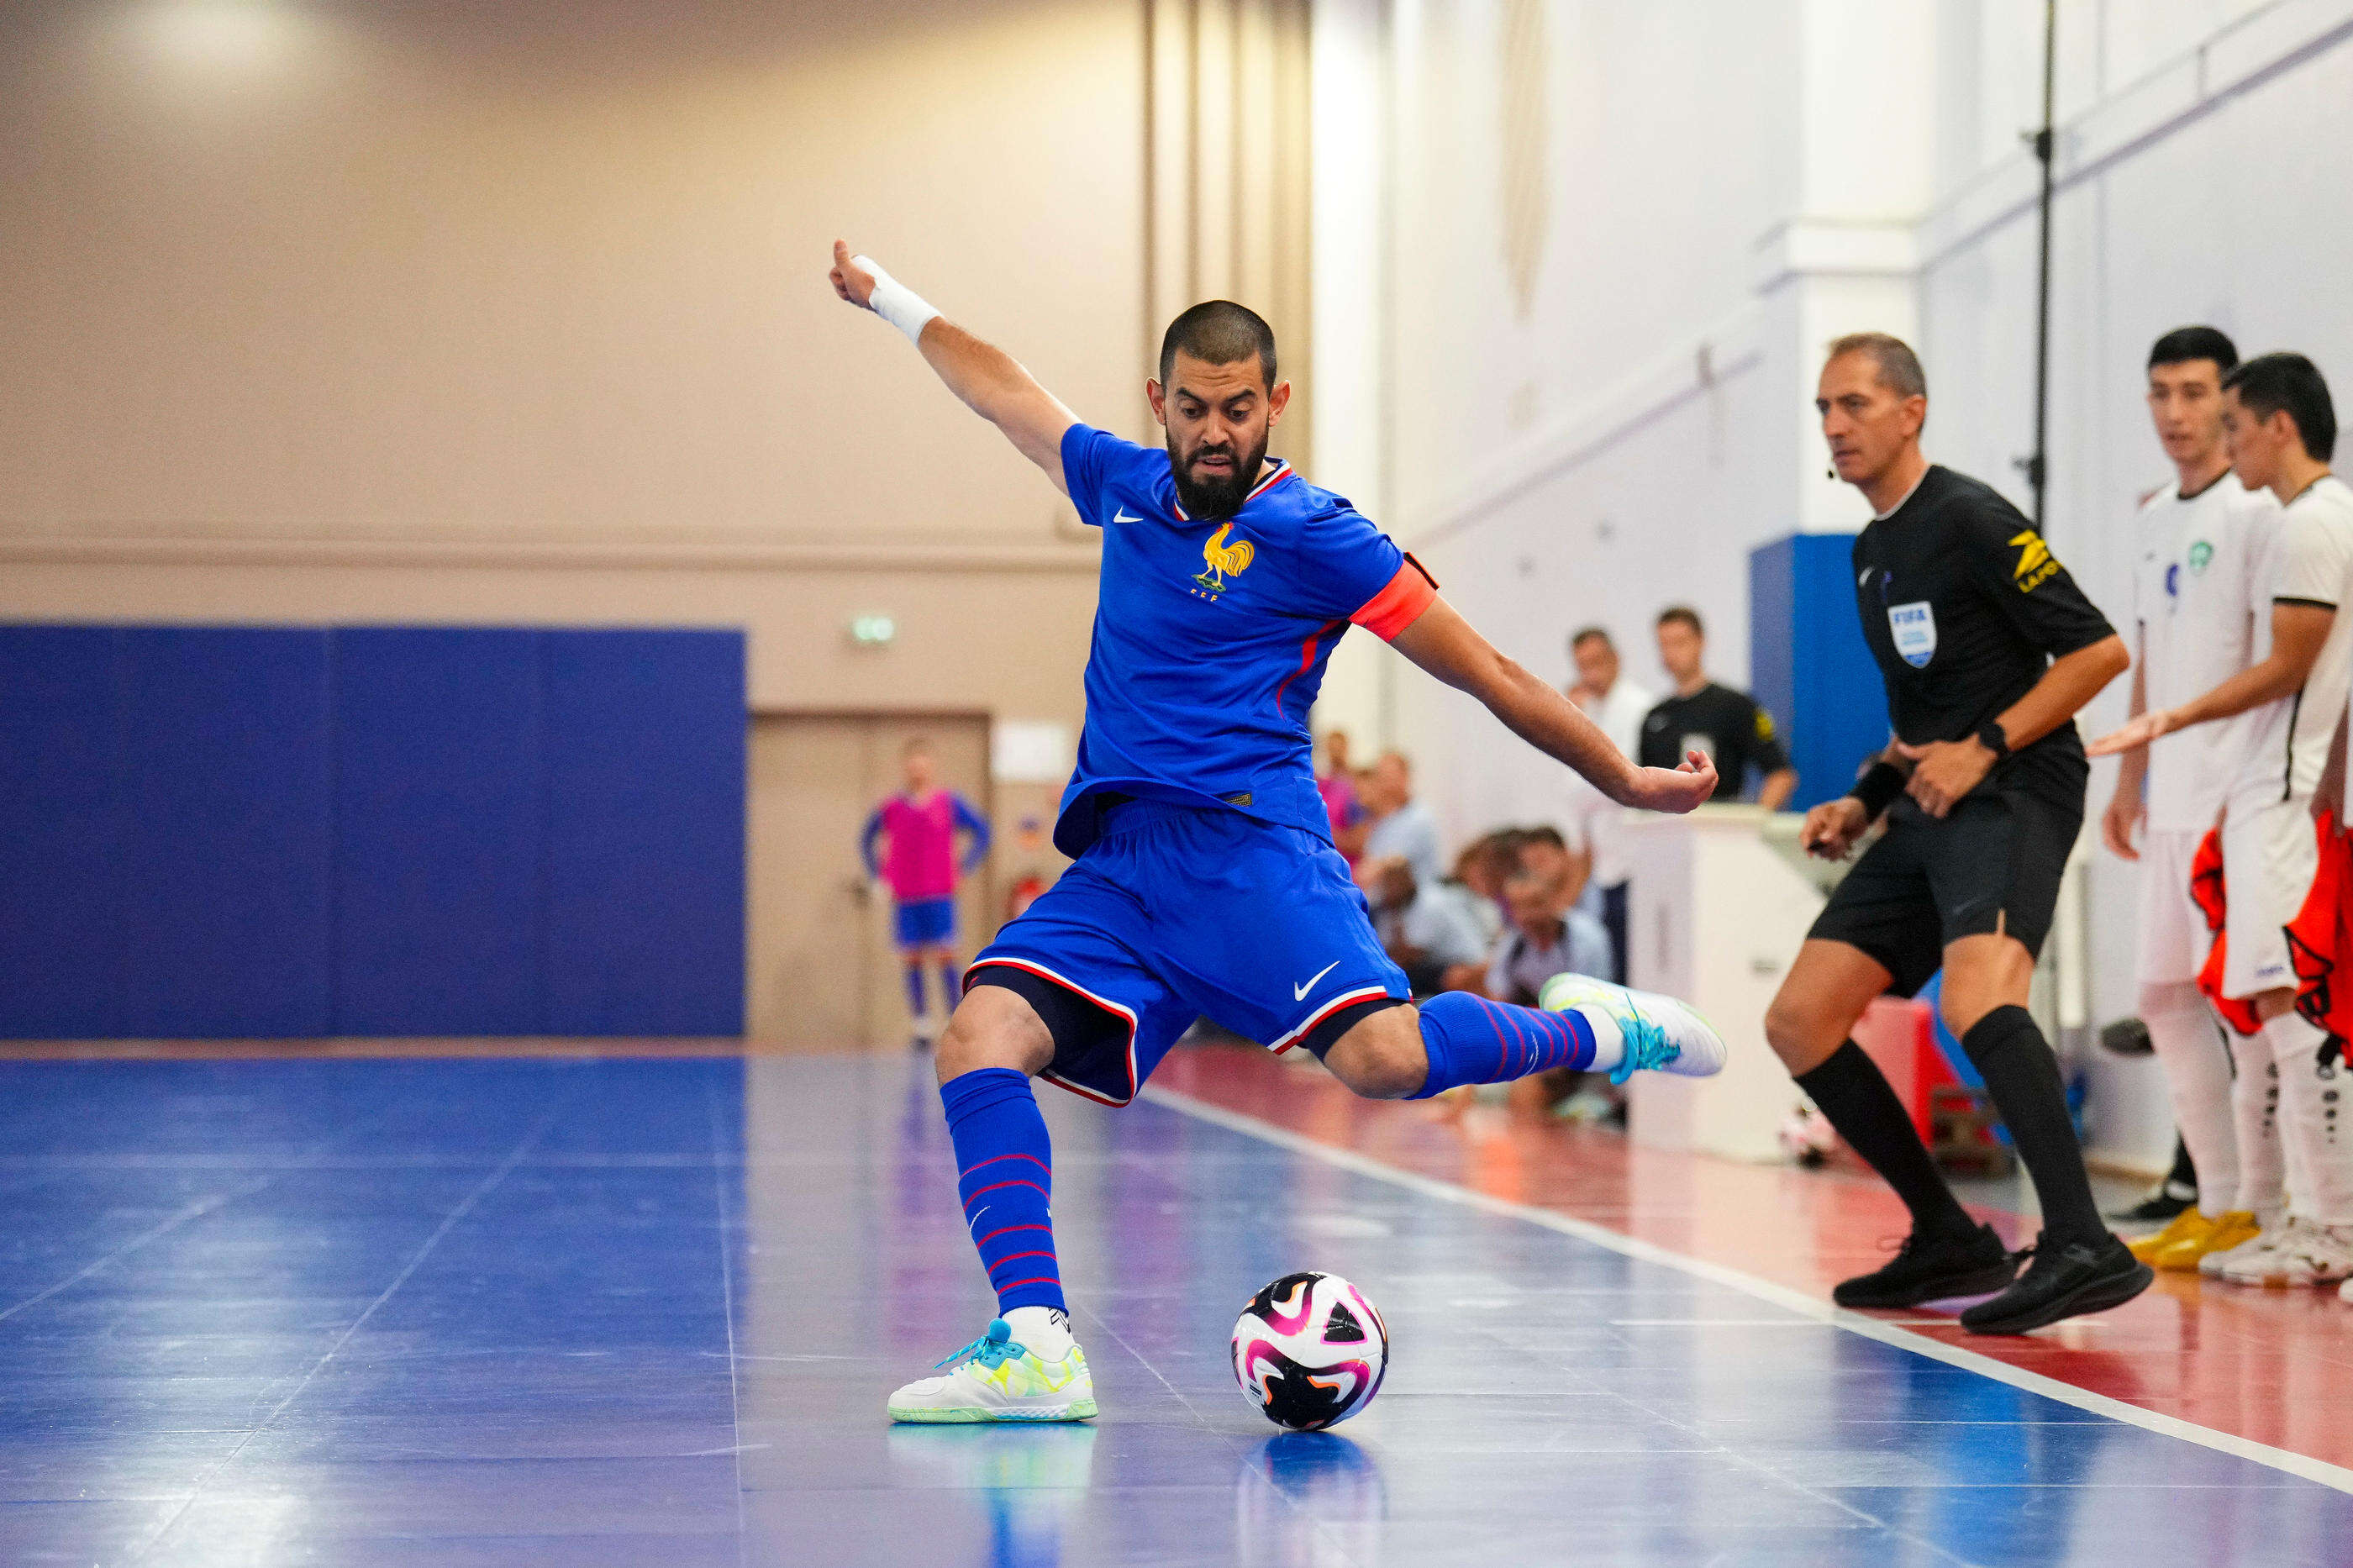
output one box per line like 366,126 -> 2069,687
1153,1042 -> 2353,1476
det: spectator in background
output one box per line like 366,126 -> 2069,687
1640,606 -> 1798,809
1486,873 -> 1613,1007
1361,751 -> 1445,887
1566,627 -> 1651,982
1513,824 -> 1592,916
1361,855 -> 1490,997
1317,729 -> 1367,864
1450,833 -> 1517,946
1567,627 -> 1656,760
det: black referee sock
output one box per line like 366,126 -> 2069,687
1961,1005 -> 2108,1249
1795,1041 -> 1976,1239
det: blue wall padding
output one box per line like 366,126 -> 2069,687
1749,534 -> 1886,812
115,628 -> 336,1039
543,630 -> 746,1037
333,629 -> 545,1035
0,627 -> 126,1037
0,624 -> 745,1039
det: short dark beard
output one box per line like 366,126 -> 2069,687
1167,429 -> 1270,520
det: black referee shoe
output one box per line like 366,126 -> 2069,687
1832,1223 -> 2017,1309
2107,1179 -> 2197,1225
1959,1234 -> 2152,1336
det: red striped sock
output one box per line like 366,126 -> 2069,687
941,1067 -> 1066,1313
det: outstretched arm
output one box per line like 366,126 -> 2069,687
1388,597 -> 1718,813
829,241 -> 1079,492
2087,604 -> 2333,757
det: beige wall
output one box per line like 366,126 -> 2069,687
1,0 -> 1318,744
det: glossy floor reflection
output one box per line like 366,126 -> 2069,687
0,1051 -> 2345,1566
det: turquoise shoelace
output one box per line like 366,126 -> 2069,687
1608,1012 -> 1681,1086
936,1318 -> 1028,1371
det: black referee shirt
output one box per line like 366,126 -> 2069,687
1852,465 -> 2114,763
1638,683 -> 1790,802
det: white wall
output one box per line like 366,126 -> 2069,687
1333,0 -> 2353,1170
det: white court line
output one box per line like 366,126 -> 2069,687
1143,1085 -> 2353,1497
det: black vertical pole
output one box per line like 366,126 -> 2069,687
2028,0 -> 2056,528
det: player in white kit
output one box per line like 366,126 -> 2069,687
2093,351 -> 2353,1286
2097,329 -> 2277,1272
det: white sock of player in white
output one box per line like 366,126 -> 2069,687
2266,1008 -> 2353,1225
2229,1024 -> 2287,1221
2140,985 -> 2239,1219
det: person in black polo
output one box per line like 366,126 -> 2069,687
1762,331 -> 2148,1335
1638,608 -> 1798,808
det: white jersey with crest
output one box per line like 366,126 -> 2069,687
2230,474 -> 2353,807
2134,471 -> 2279,831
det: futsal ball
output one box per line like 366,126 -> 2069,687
1229,1271 -> 1389,1431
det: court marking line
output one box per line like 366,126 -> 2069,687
705,1071 -> 750,1568
127,1102 -> 567,1563
1143,1086 -> 2353,1497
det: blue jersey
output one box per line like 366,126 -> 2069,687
1053,424 -> 1434,857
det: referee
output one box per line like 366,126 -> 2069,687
1762,333 -> 2148,1334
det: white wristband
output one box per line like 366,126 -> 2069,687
853,255 -> 940,347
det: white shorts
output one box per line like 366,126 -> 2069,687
2221,795 -> 2319,999
2135,829 -> 2211,987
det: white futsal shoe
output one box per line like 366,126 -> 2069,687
2200,1215 -> 2279,1278
2219,1217 -> 2353,1287
887,1310 -> 1097,1423
1539,973 -> 1728,1084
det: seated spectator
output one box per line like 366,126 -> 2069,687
1513,824 -> 1592,911
1361,751 -> 1444,887
1361,856 -> 1489,997
1485,874 -> 1613,1007
1446,834 -> 1515,947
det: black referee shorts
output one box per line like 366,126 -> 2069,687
1807,770 -> 2084,999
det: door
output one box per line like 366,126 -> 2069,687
746,713 -> 992,1045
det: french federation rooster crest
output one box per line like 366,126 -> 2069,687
1193,523 -> 1255,594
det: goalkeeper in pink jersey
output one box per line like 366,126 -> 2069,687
861,739 -> 992,1046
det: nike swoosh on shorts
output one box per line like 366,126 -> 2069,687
1293,961 -> 1341,1001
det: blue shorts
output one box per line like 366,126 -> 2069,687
966,799 -> 1408,1106
894,897 -> 957,949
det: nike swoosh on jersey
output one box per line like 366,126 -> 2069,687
1293,960 -> 1342,1001
1112,508 -> 1142,524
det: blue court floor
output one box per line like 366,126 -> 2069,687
0,1051 -> 2346,1567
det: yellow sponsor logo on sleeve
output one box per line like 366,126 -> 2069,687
2009,531 -> 2062,592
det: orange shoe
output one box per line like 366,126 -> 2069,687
2129,1208 -> 2212,1265
2154,1210 -> 2259,1272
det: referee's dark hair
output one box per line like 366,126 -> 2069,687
2224,352 -> 2338,463
1568,625 -> 1613,652
1656,605 -> 1704,637
1161,301 -> 1277,390
2148,325 -> 2237,373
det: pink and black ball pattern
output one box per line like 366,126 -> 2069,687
1229,1271 -> 1389,1431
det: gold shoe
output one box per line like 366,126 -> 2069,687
2155,1209 -> 2259,1272
2129,1208 -> 2212,1265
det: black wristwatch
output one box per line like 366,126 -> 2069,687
1975,722 -> 2011,761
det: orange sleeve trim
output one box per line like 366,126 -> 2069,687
1351,557 -> 1439,641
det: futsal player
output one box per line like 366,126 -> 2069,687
1764,333 -> 2146,1335
2095,328 -> 2277,1272
2090,352 -> 2353,1286
860,738 -> 992,1047
827,242 -> 1728,1423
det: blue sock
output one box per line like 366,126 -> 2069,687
905,963 -> 929,1018
1409,992 -> 1597,1099
940,1068 -> 1066,1313
939,963 -> 961,1012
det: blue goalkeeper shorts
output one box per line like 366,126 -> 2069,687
966,798 -> 1408,1106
